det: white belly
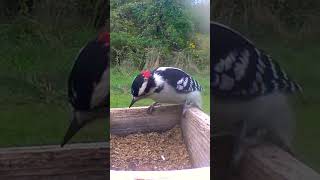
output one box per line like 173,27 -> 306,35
149,83 -> 202,108
214,93 -> 294,143
90,67 -> 109,108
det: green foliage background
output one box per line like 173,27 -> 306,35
111,0 -> 210,71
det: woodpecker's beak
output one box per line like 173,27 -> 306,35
129,97 -> 138,108
61,117 -> 83,147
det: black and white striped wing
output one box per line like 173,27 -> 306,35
154,67 -> 202,93
211,22 -> 302,98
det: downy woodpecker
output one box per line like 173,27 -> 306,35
211,22 -> 302,170
129,67 -> 203,115
61,31 -> 110,147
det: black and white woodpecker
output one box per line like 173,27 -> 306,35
211,22 -> 302,170
129,67 -> 203,115
61,31 -> 110,147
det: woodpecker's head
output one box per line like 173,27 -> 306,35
129,70 -> 156,107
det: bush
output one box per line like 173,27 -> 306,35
111,0 -> 209,72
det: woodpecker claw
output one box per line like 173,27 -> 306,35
147,102 -> 160,114
182,101 -> 194,117
147,106 -> 154,114
182,108 -> 188,117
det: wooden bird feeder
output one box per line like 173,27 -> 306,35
1,105 -> 320,180
110,105 -> 210,179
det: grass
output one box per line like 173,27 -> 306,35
0,103 -> 107,147
110,67 -> 210,115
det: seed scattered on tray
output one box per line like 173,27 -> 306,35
110,126 -> 192,171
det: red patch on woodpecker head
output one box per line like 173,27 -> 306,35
97,31 -> 110,47
141,70 -> 151,79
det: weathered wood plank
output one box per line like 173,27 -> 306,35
110,105 -> 182,135
240,144 -> 320,180
110,167 -> 210,180
0,142 -> 109,180
181,108 -> 210,168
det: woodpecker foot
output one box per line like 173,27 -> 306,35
182,110 -> 189,117
147,102 -> 160,114
182,102 -> 201,117
230,121 -> 267,175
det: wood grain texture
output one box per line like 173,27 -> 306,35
110,105 -> 182,135
0,142 -> 109,180
181,107 -> 210,168
240,144 -> 320,180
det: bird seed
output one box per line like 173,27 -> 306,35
110,126 -> 192,171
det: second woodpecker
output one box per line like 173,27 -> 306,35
61,31 -> 110,147
211,21 -> 302,173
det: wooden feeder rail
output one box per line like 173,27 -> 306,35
0,105 -> 319,180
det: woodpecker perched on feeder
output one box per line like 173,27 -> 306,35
61,31 -> 110,147
129,67 -> 203,115
211,22 -> 302,171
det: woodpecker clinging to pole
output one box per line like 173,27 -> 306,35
211,22 -> 302,172
60,30 -> 110,147
129,67 -> 203,115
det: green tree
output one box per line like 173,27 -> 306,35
112,0 -> 194,50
